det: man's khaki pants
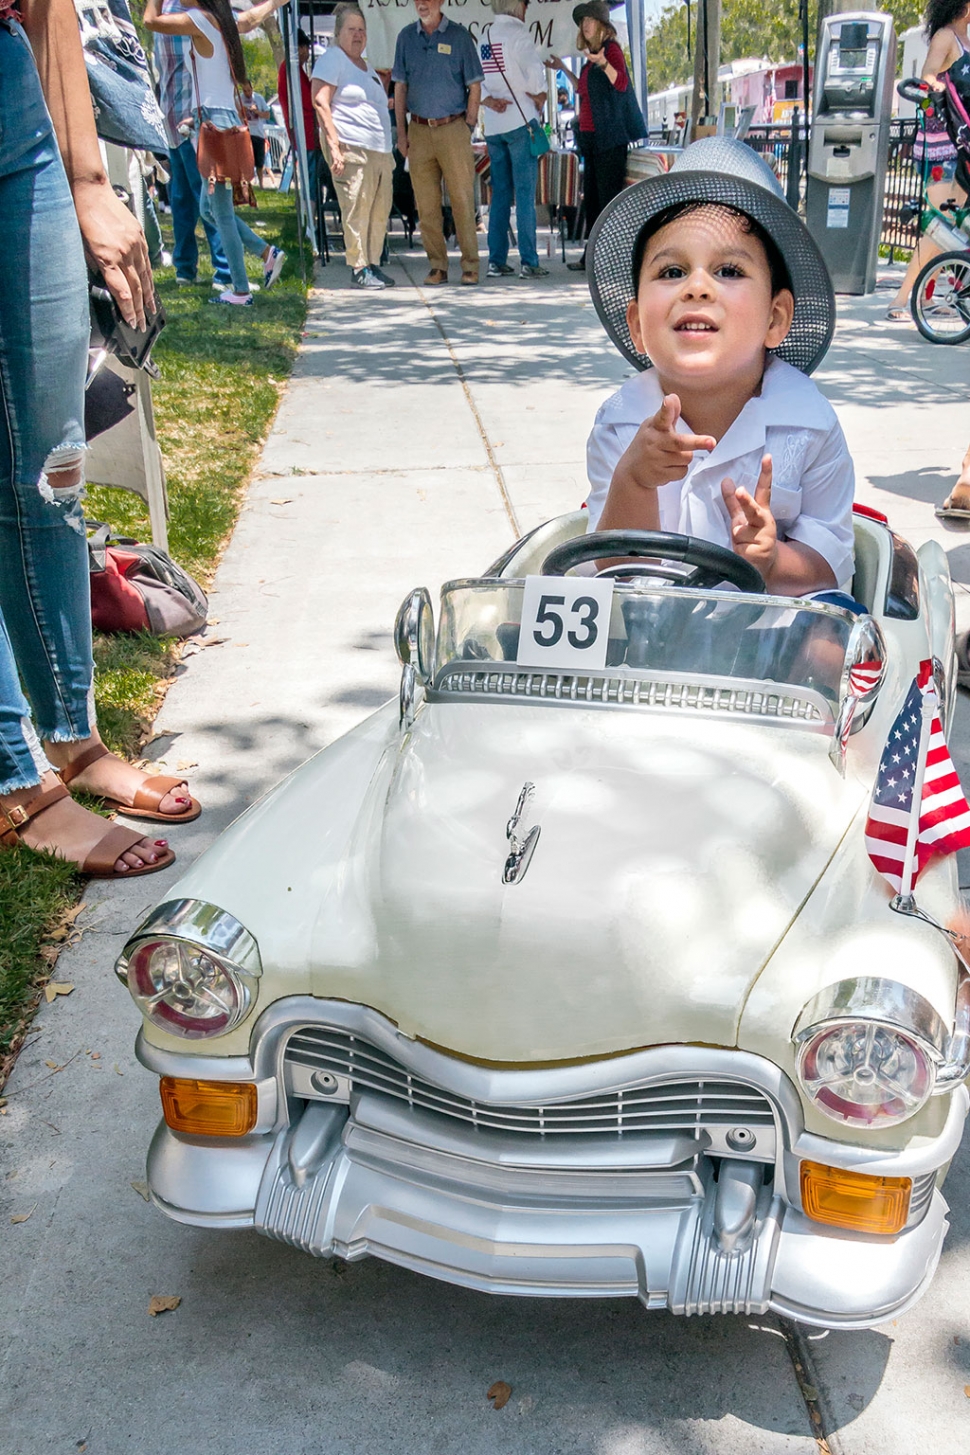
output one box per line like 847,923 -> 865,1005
407,117 -> 479,277
322,141 -> 393,272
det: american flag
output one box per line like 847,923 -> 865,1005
865,658 -> 970,894
481,40 -> 506,73
839,658 -> 885,752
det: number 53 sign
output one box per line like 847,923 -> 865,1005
516,576 -> 615,671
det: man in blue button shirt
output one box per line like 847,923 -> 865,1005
393,0 -> 484,285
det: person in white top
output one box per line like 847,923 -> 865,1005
584,137 -> 856,599
312,5 -> 395,290
144,0 -> 288,304
241,79 -> 271,187
480,0 -> 549,279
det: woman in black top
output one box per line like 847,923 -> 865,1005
552,0 -> 645,271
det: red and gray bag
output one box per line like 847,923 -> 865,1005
88,524 -> 208,638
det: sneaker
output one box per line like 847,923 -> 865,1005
263,246 -> 286,289
175,275 -> 197,286
370,266 -> 396,287
353,267 -> 386,289
210,290 -> 254,306
211,279 -> 259,291
520,263 -> 549,278
487,261 -> 515,277
566,255 -> 586,272
160,249 -> 173,268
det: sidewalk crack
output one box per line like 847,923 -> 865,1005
400,260 -> 520,538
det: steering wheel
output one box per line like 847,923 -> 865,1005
541,530 -> 765,594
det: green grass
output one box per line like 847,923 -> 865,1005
0,190 -> 308,1083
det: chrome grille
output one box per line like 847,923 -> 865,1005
433,666 -> 826,723
908,1170 -> 936,1225
284,1027 -> 776,1139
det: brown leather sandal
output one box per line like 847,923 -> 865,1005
59,742 -> 201,824
0,784 -> 176,878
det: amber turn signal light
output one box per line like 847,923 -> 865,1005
160,1077 -> 257,1137
800,1160 -> 911,1236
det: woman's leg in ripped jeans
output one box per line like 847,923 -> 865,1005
0,22 -> 173,870
0,22 -> 92,790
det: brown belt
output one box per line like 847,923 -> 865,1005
409,112 -> 465,128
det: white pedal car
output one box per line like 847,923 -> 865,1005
117,507 -> 970,1329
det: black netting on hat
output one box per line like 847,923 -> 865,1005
587,169 -> 836,376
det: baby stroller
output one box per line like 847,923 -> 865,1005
897,75 -> 970,344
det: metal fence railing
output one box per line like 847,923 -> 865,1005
742,118 -> 922,260
882,117 -> 921,260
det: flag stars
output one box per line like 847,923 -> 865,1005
892,754 -> 901,764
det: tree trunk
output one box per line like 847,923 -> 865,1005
690,0 -> 721,135
262,13 -> 284,69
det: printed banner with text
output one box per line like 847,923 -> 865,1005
359,0 -> 587,73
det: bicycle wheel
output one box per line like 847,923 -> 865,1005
911,250 -> 970,344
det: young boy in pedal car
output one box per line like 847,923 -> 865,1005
583,137 -> 857,603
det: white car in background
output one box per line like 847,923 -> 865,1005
117,507 -> 969,1329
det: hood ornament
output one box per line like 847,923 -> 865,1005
503,782 -> 541,885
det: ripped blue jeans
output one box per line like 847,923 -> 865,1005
0,20 -> 94,792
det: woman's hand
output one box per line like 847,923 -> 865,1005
483,96 -> 510,112
330,146 -> 346,177
73,179 -> 153,328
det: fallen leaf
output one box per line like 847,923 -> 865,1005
90,1052 -> 101,1061
10,1204 -> 37,1224
39,945 -> 61,968
113,1064 -> 124,1076
802,1385 -> 818,1401
44,982 -> 74,1003
44,1059 -> 62,1071
49,904 -> 87,942
487,1381 -> 512,1410
270,497 -> 293,505
965,1385 -> 970,1398
148,1295 -> 181,1317
175,760 -> 198,772
131,1181 -> 150,1202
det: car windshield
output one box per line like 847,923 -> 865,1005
434,580 -> 862,727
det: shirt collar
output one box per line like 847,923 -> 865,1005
418,14 -> 449,36
610,357 -> 829,443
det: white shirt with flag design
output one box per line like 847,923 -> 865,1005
480,14 -> 547,137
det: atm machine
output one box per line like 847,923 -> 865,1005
806,12 -> 897,294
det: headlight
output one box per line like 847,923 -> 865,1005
793,977 -> 946,1128
117,899 -> 261,1040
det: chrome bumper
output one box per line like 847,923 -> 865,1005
138,1001 -> 966,1331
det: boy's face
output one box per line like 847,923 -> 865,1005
625,206 -> 794,392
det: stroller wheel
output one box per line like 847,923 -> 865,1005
912,249 -> 970,344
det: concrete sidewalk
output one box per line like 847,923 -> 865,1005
1,247 -> 969,1455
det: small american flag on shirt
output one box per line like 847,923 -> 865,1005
865,659 -> 970,894
481,41 -> 506,73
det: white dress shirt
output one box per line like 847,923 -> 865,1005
584,357 -> 856,591
480,14 -> 547,137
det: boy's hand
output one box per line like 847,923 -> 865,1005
615,394 -> 717,493
721,454 -> 778,581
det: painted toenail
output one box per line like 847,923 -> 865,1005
155,839 -> 168,847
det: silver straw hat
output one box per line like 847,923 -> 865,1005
587,137 -> 836,375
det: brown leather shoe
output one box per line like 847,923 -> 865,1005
460,272 -> 479,286
424,269 -> 448,286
